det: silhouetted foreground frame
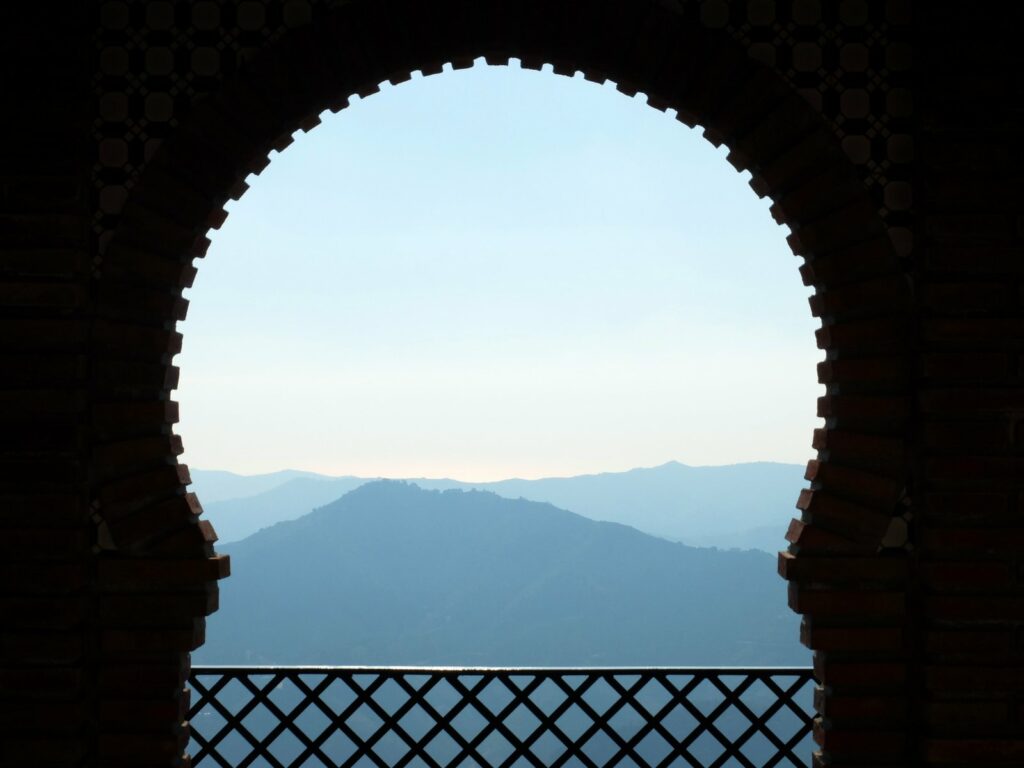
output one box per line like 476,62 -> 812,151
12,2 -> 1024,766
189,666 -> 815,768
84,1 -> 917,764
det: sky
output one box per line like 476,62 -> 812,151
175,62 -> 824,482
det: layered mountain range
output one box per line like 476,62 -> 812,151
191,460 -> 804,553
196,480 -> 805,667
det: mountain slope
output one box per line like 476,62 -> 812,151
420,460 -> 804,550
195,461 -> 804,551
188,468 -> 327,504
196,481 -> 806,666
199,475 -> 367,543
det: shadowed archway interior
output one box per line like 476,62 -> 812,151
85,1 -> 918,764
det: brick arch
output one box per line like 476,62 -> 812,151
93,0 -> 914,763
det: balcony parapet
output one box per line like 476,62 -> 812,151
189,666 -> 814,767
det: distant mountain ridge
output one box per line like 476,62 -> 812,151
188,468 -> 326,504
191,461 -> 805,552
196,480 -> 805,667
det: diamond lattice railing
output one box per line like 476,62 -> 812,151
188,667 -> 815,768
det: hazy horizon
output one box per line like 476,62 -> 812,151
191,456 -> 804,484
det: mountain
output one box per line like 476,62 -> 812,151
422,461 -> 804,552
188,468 -> 327,504
194,461 -> 805,552
197,475 -> 367,544
196,480 -> 806,667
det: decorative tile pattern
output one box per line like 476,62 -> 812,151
93,0 -> 913,255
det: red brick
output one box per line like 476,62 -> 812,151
812,428 -> 906,467
925,456 -> 1024,486
801,621 -> 904,651
789,585 -> 905,617
818,692 -> 909,721
96,279 -> 190,324
787,197 -> 885,258
809,275 -> 912,318
0,318 -> 85,351
923,244 -> 1024,276
813,721 -> 908,756
925,739 -> 1024,762
923,528 -> 1024,555
927,700 -> 1012,729
922,351 -> 1014,381
0,561 -> 86,598
99,660 -> 189,697
0,248 -> 88,277
98,692 -> 189,727
0,352 -> 85,386
926,491 -> 1012,523
921,561 -> 1014,591
778,551 -> 910,585
93,358 -> 180,394
816,318 -> 914,354
0,280 -> 84,308
2,630 -> 84,663
815,659 -> 907,688
1,736 -> 87,763
925,213 -> 1016,242
921,387 -> 1024,414
799,237 -> 896,289
817,394 -> 910,425
97,555 -> 229,591
926,665 -> 1024,693
101,624 -> 205,654
922,318 -> 1024,347
804,460 -> 904,508
0,596 -> 85,630
0,213 -> 88,248
922,281 -> 1017,313
796,489 -> 892,544
0,494 -> 84,527
786,518 -> 875,554
0,388 -> 86,419
93,400 -> 179,439
107,494 -> 202,550
927,595 -> 1024,621
93,435 -> 184,479
96,729 -> 186,761
99,591 -> 217,627
0,664 -> 84,697
98,464 -> 191,520
927,629 -> 1014,657
145,518 -> 220,557
0,528 -> 88,559
817,356 -> 910,386
92,320 -> 183,360
0,697 -> 89,731
922,419 -> 1013,452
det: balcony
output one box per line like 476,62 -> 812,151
189,666 -> 815,767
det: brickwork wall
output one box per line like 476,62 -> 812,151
912,4 -> 1024,765
1,5 -> 96,765
0,0 -> 1019,765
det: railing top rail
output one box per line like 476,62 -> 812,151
192,665 -> 814,674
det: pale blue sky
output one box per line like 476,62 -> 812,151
176,62 -> 823,481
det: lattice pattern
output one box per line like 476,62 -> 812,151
189,667 -> 815,768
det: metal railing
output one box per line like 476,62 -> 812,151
189,667 -> 815,768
